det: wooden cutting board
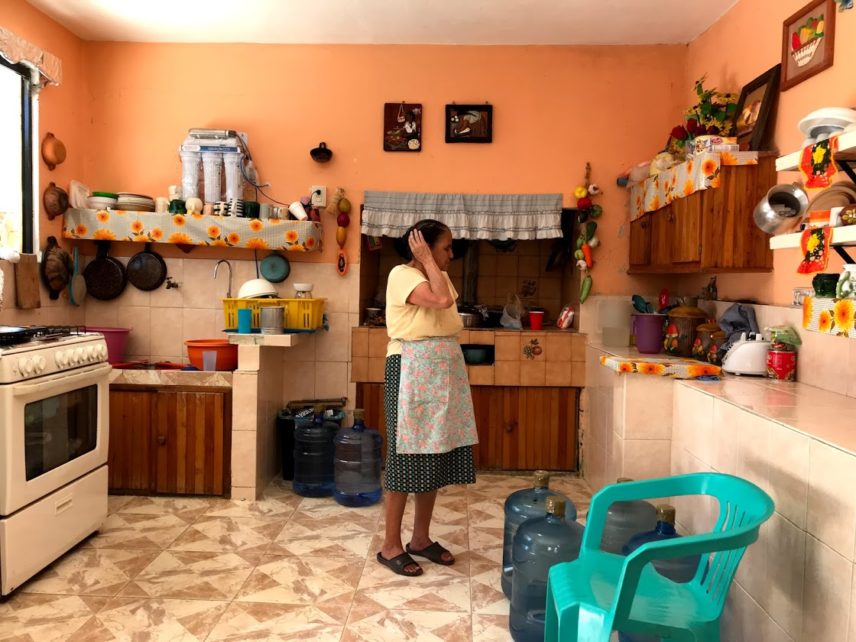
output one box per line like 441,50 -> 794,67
14,254 -> 41,309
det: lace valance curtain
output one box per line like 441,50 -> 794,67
361,191 -> 563,240
0,27 -> 62,86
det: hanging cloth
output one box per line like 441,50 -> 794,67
396,337 -> 479,455
362,191 -> 563,240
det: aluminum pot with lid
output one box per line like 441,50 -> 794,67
753,184 -> 809,234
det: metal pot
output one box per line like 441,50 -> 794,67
753,184 -> 809,234
459,312 -> 479,328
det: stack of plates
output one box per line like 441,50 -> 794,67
799,107 -> 856,146
808,182 -> 856,212
117,193 -> 155,212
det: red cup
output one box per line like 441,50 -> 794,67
528,310 -> 544,330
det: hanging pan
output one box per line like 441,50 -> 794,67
127,243 -> 167,291
260,252 -> 290,283
83,240 -> 127,300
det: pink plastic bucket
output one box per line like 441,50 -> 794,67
631,314 -> 666,354
85,327 -> 130,364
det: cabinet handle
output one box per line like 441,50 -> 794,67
505,421 -> 517,433
157,435 -> 166,446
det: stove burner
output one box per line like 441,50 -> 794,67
0,325 -> 86,348
31,326 -> 86,341
0,326 -> 36,348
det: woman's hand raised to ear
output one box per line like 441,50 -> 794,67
408,230 -> 435,266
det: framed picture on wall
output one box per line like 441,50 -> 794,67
383,102 -> 422,152
780,0 -> 835,91
732,64 -> 781,151
445,104 -> 493,143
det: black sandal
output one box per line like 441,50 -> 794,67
406,541 -> 455,566
376,551 -> 423,576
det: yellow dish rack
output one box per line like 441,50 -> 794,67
222,298 -> 327,331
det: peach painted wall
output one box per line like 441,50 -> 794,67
678,0 -> 856,305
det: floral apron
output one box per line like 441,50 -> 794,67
396,337 -> 479,455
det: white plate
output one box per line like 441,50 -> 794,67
798,107 -> 856,137
87,196 -> 117,209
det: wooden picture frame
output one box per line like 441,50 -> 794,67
732,64 -> 781,151
445,104 -> 493,143
383,102 -> 422,152
781,0 -> 835,91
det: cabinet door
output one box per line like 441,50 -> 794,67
471,386 -> 519,469
649,208 -> 673,267
670,194 -> 702,264
515,388 -> 578,471
629,216 -> 652,267
356,383 -> 387,460
108,389 -> 155,492
153,391 -> 229,495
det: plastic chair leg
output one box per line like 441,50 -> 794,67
553,604 -> 612,642
689,619 -> 721,642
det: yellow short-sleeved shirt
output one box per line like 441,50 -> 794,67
385,264 -> 462,357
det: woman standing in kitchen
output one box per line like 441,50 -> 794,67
376,219 -> 479,576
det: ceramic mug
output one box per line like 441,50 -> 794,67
244,201 -> 260,219
155,197 -> 169,214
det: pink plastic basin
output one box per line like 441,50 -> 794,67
85,326 -> 130,364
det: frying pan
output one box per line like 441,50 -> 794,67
260,252 -> 290,283
127,243 -> 167,291
83,241 -> 127,300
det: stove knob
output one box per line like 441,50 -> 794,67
99,345 -> 108,360
73,348 -> 84,364
55,351 -> 67,367
34,356 -> 47,372
84,346 -> 94,361
19,358 -> 33,375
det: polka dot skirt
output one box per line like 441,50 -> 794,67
384,355 -> 476,493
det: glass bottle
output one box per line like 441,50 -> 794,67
600,478 -> 658,554
501,470 -> 576,598
509,497 -> 584,642
334,409 -> 382,507
292,404 -> 337,497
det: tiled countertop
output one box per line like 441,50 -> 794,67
109,368 -> 233,387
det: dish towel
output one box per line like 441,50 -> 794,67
719,303 -> 760,353
797,226 -> 831,274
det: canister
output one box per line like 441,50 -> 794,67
259,306 -> 284,334
664,306 -> 707,357
767,350 -> 797,381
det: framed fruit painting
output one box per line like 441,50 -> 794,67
781,0 -> 835,91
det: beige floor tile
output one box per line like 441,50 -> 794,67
169,515 -> 285,562
204,492 -> 302,520
90,597 -> 227,641
470,550 -> 509,615
21,547 -> 159,597
85,512 -> 193,549
472,613 -> 513,642
269,519 -> 376,560
208,601 -> 349,641
343,607 -> 472,641
121,550 -> 255,600
236,554 -> 364,605
107,495 -> 133,514
356,553 -> 472,611
0,594 -> 106,640
116,495 -> 215,522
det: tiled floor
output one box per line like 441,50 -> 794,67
0,473 -> 591,641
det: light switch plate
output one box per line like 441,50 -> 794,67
310,185 -> 327,207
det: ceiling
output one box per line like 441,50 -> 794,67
27,0 -> 739,45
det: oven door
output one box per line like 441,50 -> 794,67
0,363 -> 111,516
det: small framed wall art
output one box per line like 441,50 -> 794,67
445,104 -> 493,143
780,0 -> 835,91
732,63 -> 781,151
383,102 -> 422,152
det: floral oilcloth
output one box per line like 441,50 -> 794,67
630,151 -> 759,221
396,337 -> 479,455
62,208 -> 322,252
600,355 -> 721,379
802,296 -> 856,338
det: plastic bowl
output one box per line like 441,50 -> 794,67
184,339 -> 238,371
84,326 -> 129,364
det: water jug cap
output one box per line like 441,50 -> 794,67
534,470 -> 550,488
353,409 -> 365,421
656,504 -> 676,524
545,496 -> 565,518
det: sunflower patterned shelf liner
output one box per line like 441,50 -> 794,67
600,355 -> 721,379
62,208 -> 322,252
802,296 -> 856,338
630,151 -> 759,221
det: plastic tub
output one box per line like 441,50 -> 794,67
84,327 -> 130,364
185,339 -> 238,371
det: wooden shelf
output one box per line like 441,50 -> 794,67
776,129 -> 856,172
769,225 -> 856,250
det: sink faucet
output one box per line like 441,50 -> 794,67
214,259 -> 232,298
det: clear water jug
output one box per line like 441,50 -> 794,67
293,404 -> 337,497
501,470 -> 576,598
509,497 -> 584,642
600,478 -> 658,554
334,409 -> 382,507
618,505 -> 701,642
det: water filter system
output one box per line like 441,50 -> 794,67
178,129 -> 258,202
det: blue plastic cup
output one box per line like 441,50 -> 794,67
237,308 -> 252,333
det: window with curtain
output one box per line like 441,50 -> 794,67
0,56 -> 33,255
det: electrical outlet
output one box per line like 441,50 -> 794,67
310,185 -> 327,208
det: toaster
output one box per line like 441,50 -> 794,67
721,333 -> 771,376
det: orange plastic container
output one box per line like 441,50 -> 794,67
184,339 -> 238,371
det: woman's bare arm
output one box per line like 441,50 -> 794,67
406,230 -> 454,309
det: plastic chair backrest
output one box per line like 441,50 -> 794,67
582,473 -> 775,618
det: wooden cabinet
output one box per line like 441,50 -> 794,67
629,155 -> 775,273
356,383 -> 578,471
109,386 -> 231,496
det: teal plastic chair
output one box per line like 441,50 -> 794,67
545,473 -> 774,642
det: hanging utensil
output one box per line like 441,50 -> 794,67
126,243 -> 167,291
69,246 -> 86,305
83,240 -> 127,300
39,236 -> 72,300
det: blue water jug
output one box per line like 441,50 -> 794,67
600,478 -> 658,554
293,404 -> 337,497
509,497 -> 584,642
618,504 -> 702,642
502,471 -> 576,598
334,409 -> 382,507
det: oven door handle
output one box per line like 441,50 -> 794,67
13,363 -> 112,396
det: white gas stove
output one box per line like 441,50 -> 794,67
0,326 -> 108,384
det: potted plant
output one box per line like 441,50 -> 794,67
668,76 -> 738,157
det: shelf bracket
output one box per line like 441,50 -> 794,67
833,245 -> 855,265
837,159 -> 856,185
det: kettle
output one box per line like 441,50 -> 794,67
753,184 -> 809,235
721,333 -> 771,376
